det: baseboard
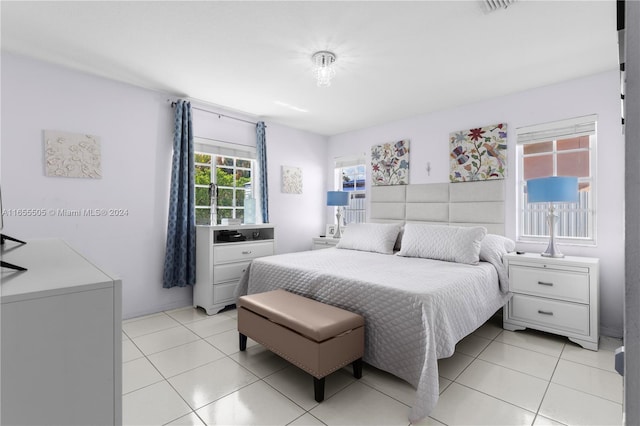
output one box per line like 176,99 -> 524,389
600,325 -> 623,339
123,298 -> 193,321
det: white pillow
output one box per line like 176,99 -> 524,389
336,223 -> 402,254
479,234 -> 516,264
397,223 -> 487,265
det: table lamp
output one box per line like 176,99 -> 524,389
326,191 -> 350,238
527,176 -> 578,258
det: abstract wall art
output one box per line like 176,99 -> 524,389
44,130 -> 102,179
449,123 -> 507,182
371,139 -> 410,186
281,165 -> 303,194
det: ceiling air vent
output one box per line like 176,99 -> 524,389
482,0 -> 516,12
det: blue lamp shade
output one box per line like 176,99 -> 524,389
527,177 -> 579,203
326,191 -> 350,206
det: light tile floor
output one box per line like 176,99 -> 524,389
122,307 -> 623,426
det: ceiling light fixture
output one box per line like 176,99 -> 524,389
312,51 -> 336,87
482,0 -> 516,12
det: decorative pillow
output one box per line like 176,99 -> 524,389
397,223 -> 487,265
336,223 -> 402,254
479,234 -> 516,264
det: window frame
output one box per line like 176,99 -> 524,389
195,152 -> 256,226
516,116 -> 597,246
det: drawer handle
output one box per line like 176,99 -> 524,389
538,310 -> 554,316
242,250 -> 252,255
537,281 -> 554,286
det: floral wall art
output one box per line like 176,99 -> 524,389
371,139 -> 410,186
449,123 -> 507,182
44,130 -> 102,179
281,165 -> 303,194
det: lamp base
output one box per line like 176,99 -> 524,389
332,209 -> 343,239
541,208 -> 564,258
541,251 -> 565,258
332,227 -> 343,239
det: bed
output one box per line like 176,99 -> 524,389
236,181 -> 514,422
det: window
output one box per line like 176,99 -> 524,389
193,135 -> 258,226
195,153 -> 255,225
335,155 -> 366,224
517,115 -> 597,244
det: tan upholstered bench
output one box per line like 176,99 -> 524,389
238,289 -> 365,402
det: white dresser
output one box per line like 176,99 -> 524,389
311,236 -> 340,250
503,252 -> 599,350
1,239 -> 122,425
194,225 -> 275,315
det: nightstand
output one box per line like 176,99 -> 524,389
502,252 -> 599,350
312,236 -> 340,250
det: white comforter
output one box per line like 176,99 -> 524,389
236,248 -> 510,422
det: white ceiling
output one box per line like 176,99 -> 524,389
1,1 -> 618,136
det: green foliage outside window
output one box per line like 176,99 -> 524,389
194,153 -> 252,225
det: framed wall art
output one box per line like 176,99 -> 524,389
449,123 -> 507,182
371,139 -> 409,186
44,130 -> 102,179
281,165 -> 302,194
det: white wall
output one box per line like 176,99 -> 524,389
328,71 -> 624,337
264,123 -> 327,253
0,53 -> 326,319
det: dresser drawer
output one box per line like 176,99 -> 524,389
213,281 -> 238,304
312,238 -> 339,250
214,241 -> 274,263
213,261 -> 250,284
509,294 -> 589,335
509,265 -> 589,304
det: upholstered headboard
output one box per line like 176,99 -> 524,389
370,180 -> 505,235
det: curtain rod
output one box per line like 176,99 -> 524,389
169,100 -> 260,126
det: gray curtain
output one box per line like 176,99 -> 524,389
257,121 -> 269,223
163,100 -> 196,288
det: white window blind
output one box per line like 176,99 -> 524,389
334,154 -> 366,169
194,137 -> 256,159
516,114 -> 597,145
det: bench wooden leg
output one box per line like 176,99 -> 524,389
239,333 -> 247,351
313,377 -> 325,402
352,358 -> 363,379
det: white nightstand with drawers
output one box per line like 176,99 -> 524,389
503,252 -> 599,350
311,236 -> 340,250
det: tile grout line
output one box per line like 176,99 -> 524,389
552,358 -> 624,403
123,317 -> 230,425
123,329 -> 195,426
129,312 -> 254,425
439,327 -> 544,425
123,309 -> 293,424
530,341 -> 566,425
471,338 -> 563,383
429,324 -> 503,425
